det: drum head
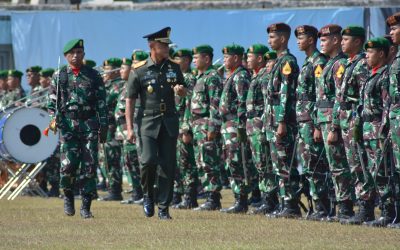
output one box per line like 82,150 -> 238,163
2,107 -> 59,163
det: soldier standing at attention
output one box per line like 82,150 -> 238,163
2,70 -> 26,109
125,27 -> 187,219
47,39 -> 108,218
219,44 -> 251,214
26,66 -> 42,95
265,23 -> 300,218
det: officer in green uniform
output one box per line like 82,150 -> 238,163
47,39 -> 108,219
125,27 -> 187,219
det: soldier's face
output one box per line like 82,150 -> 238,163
390,25 -> 400,45
246,53 -> 259,71
341,36 -> 361,55
366,48 -> 384,68
26,71 -> 39,86
39,76 -> 51,88
268,33 -> 281,50
0,78 -> 6,90
65,48 -> 85,68
223,54 -> 235,70
296,34 -> 311,51
120,65 -> 131,81
7,76 -> 19,90
320,36 -> 333,55
151,42 -> 169,60
266,60 -> 276,73
193,53 -> 207,71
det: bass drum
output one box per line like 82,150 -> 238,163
0,107 -> 59,164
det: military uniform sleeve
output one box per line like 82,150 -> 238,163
235,71 -> 250,128
95,73 -> 108,127
312,58 -> 326,129
276,58 -> 297,123
126,70 -> 141,99
208,75 -> 223,133
332,60 -> 346,127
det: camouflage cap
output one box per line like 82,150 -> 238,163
386,12 -> 400,27
267,23 -> 291,34
247,44 -> 269,55
384,34 -> 394,45
264,50 -> 277,60
192,45 -> 213,56
83,59 -> 96,68
0,70 -> 9,79
222,44 -> 245,56
39,68 -> 55,78
8,69 -> 23,78
26,66 -> 42,73
103,58 -> 122,67
341,25 -> 366,38
364,37 -> 390,50
143,27 -> 172,44
132,50 -> 149,61
63,38 -> 84,54
173,49 -> 193,58
318,24 -> 342,38
121,57 -> 132,66
295,25 -> 318,38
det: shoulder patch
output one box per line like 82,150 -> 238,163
282,61 -> 292,75
314,65 -> 323,78
133,60 -> 146,69
336,65 -> 345,79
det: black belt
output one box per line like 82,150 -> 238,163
64,110 -> 96,119
363,114 -> 382,122
340,102 -> 353,110
316,100 -> 334,108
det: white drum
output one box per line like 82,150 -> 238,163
0,107 -> 59,163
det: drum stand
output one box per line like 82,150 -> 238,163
0,162 -> 48,200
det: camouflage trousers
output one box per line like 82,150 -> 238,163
269,124 -> 299,201
320,122 -> 354,202
59,130 -> 98,195
174,137 -> 198,194
192,118 -> 222,192
104,139 -> 122,193
221,120 -> 251,195
43,148 -> 61,186
122,140 -> 141,189
247,117 -> 269,193
298,121 -> 330,201
390,117 -> 400,200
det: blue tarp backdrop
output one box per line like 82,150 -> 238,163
4,8 -> 365,89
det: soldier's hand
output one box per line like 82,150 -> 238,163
182,132 -> 192,144
313,128 -> 322,142
277,122 -> 287,138
327,131 -> 338,145
127,129 -> 136,144
237,128 -> 247,143
174,84 -> 186,97
207,131 -> 216,141
99,126 -> 108,143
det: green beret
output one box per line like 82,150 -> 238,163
121,57 -> 132,66
364,37 -> 390,50
264,51 -> 277,60
0,70 -> 8,79
341,26 -> 365,38
83,59 -> 96,68
39,68 -> 55,77
173,49 -> 193,58
63,38 -> 84,54
247,44 -> 269,55
8,70 -> 23,78
132,50 -> 149,61
192,45 -> 213,56
222,44 -> 245,56
103,58 -> 122,68
26,66 -> 42,73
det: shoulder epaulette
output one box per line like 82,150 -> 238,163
133,60 -> 146,69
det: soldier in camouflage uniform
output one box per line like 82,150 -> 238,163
294,25 -> 330,220
0,70 -> 8,99
329,26 -> 367,223
384,35 -> 399,65
47,39 -> 108,218
316,24 -> 351,221
98,58 -> 125,201
244,44 -> 270,214
0,70 -> 26,109
181,45 -> 224,211
265,23 -> 300,218
26,66 -> 42,95
219,44 -> 251,214
343,37 -> 391,225
383,13 -> 400,228
172,49 -> 199,209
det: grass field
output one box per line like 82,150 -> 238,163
1,190 -> 400,250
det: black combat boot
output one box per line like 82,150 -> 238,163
80,194 -> 94,219
326,200 -> 354,222
143,195 -> 155,217
248,187 -> 262,207
365,203 -> 396,227
158,207 -> 172,220
63,190 -> 75,216
275,199 -> 301,219
174,187 -> 198,209
193,192 -> 222,211
220,194 -> 248,214
171,192 -> 182,207
307,198 -> 330,221
341,200 -> 375,225
251,192 -> 279,215
98,186 -> 123,201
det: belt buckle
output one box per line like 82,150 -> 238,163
160,103 -> 166,112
